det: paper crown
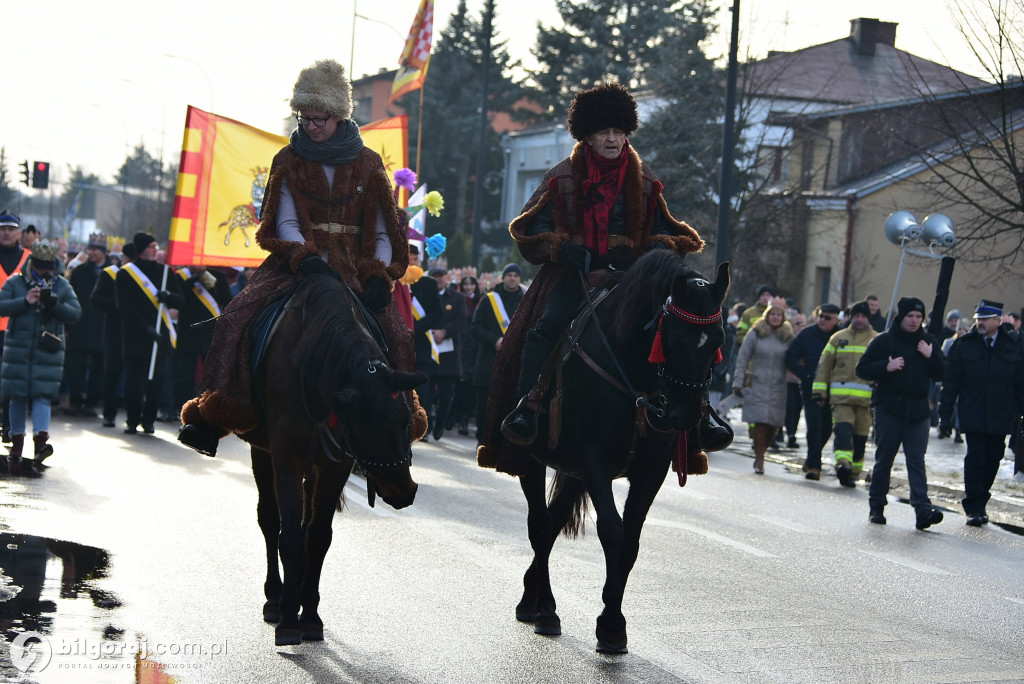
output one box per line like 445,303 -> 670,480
30,240 -> 59,264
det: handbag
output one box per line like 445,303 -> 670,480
38,330 -> 63,352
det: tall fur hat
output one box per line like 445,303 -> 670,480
566,82 -> 639,141
290,59 -> 353,120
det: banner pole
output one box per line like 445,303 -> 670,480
415,84 -> 425,179
148,264 -> 170,381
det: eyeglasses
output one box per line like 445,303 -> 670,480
819,314 -> 836,321
296,114 -> 330,128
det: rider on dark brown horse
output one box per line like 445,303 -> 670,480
178,59 -> 424,456
500,82 -> 724,448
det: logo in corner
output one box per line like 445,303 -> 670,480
10,631 -> 52,673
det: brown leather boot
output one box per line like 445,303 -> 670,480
7,434 -> 41,478
33,432 -> 53,463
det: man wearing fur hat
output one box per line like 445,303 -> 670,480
812,300 -> 877,487
116,232 -> 186,435
478,82 -> 705,470
939,300 -> 1024,526
856,297 -> 946,529
179,59 -> 418,457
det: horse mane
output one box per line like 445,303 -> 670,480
290,274 -> 389,421
611,250 -> 700,344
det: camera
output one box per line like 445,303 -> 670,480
38,287 -> 52,306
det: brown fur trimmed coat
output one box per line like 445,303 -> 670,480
183,145 -> 419,436
476,142 -> 704,475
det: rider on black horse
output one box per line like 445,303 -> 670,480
499,82 -> 730,451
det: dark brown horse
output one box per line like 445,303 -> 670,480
239,272 -> 424,646
515,250 -> 729,653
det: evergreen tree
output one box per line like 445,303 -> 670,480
396,0 -> 525,264
631,0 -> 729,239
532,0 -> 703,112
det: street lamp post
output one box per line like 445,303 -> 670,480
162,53 -> 215,111
883,210 -> 957,330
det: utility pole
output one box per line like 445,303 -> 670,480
470,0 -> 494,267
714,0 -> 741,269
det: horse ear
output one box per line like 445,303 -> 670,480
712,262 -> 731,305
389,369 -> 429,393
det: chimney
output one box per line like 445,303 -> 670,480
849,18 -> 898,56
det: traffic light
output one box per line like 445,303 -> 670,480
19,161 -> 30,187
32,161 -> 50,190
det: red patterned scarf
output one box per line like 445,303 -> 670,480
581,142 -> 629,254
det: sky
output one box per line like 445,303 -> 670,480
1,0 -> 1000,191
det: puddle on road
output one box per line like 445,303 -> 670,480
0,532 -> 177,682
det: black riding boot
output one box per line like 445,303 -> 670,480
178,424 -> 223,457
502,330 -> 556,446
695,400 -> 734,452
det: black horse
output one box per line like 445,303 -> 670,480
241,272 -> 425,646
515,250 -> 729,653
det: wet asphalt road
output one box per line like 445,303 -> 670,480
2,417 -> 1024,683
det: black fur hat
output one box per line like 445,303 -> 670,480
566,82 -> 639,141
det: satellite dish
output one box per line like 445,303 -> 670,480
921,214 -> 956,248
884,211 -> 921,245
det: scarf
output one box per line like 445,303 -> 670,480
289,119 -> 365,165
581,141 -> 629,254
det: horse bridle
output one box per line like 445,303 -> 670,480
648,290 -> 722,393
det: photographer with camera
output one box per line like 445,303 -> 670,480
0,240 -> 81,477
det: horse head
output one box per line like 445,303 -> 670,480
655,261 -> 730,430
332,361 -> 427,509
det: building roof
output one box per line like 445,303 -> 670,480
744,21 -> 988,106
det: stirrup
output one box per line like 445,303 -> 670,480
501,396 -> 541,446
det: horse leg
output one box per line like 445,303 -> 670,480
251,447 -> 283,624
595,449 -> 673,655
580,445 -> 630,654
273,460 -> 307,646
298,461 -> 350,641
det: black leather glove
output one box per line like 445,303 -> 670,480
938,423 -> 952,439
297,254 -> 340,280
145,326 -> 162,342
360,276 -> 390,311
155,290 -> 171,304
558,241 -> 590,274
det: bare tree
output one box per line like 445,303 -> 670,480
901,0 -> 1024,267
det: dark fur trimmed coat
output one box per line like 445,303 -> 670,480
476,141 -> 704,475
185,144 -> 413,434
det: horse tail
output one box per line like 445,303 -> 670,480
549,470 -> 589,539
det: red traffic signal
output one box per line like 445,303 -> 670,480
32,161 -> 49,190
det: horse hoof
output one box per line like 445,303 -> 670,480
263,602 -> 282,624
275,628 -> 302,646
534,613 -> 561,636
301,626 -> 324,642
595,625 -> 627,654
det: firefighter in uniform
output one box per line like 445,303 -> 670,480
812,300 -> 878,487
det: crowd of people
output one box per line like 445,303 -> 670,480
718,281 -> 1024,529
0,209 -> 235,477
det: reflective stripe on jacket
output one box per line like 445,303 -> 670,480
812,326 -> 878,407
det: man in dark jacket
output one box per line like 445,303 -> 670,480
409,270 -> 441,440
856,297 -> 946,530
173,266 -> 232,420
428,267 -> 467,441
785,303 -> 839,479
115,233 -> 185,435
66,238 -> 109,416
939,300 -> 1024,526
472,264 -> 524,445
91,243 -> 134,427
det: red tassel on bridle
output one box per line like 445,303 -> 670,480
648,315 -> 666,363
714,347 -> 723,365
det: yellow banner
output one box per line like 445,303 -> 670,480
167,107 -> 408,267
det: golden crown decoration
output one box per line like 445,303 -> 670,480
30,240 -> 59,263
